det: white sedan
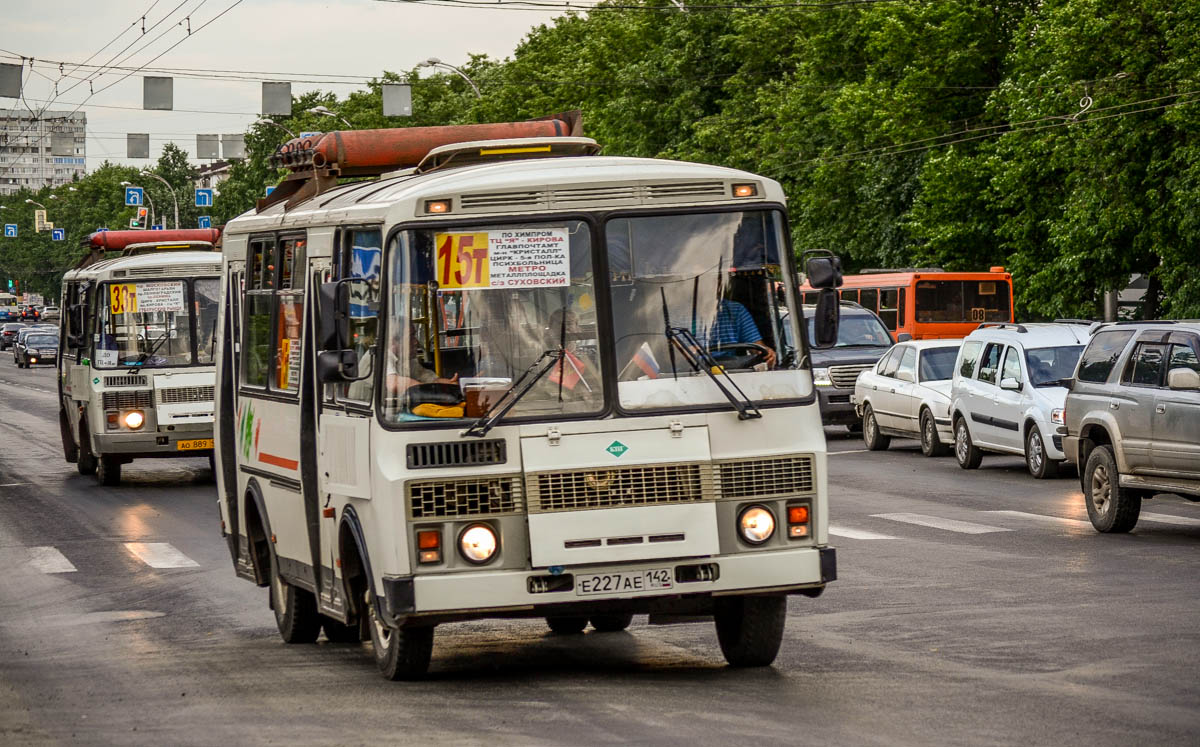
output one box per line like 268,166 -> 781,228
853,340 -> 962,456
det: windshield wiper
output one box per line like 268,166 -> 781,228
462,347 -> 565,438
136,331 -> 173,364
661,289 -> 762,420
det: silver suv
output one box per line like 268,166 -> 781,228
1062,321 -> 1200,532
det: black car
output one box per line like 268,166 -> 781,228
15,331 -> 58,368
805,303 -> 897,427
0,323 -> 23,350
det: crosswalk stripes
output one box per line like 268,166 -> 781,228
828,525 -> 898,540
983,510 -> 1093,529
871,512 -> 1012,534
27,546 -> 77,573
124,542 -> 200,569
1138,512 -> 1200,527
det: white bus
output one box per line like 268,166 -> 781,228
214,115 -> 844,679
0,291 -> 19,321
58,230 -> 223,486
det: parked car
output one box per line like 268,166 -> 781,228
802,302 -> 896,428
949,322 -> 1090,478
0,322 -> 23,350
854,339 -> 962,455
15,331 -> 58,368
1061,321 -> 1200,532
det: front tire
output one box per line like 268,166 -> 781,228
862,404 -> 891,451
1025,426 -> 1060,479
954,417 -> 983,470
270,552 -> 321,644
590,613 -> 634,633
59,408 -> 78,463
1084,446 -> 1142,533
76,418 -> 97,476
546,615 -> 588,635
920,410 -> 949,457
367,592 -> 433,680
714,595 -> 787,668
96,455 -> 122,486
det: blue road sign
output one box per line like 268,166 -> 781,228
124,186 -> 144,206
151,224 -> 164,231
97,227 -> 108,232
265,186 -> 275,197
198,216 -> 212,229
51,228 -> 65,241
3,224 -> 16,238
299,131 -> 323,138
195,188 -> 214,207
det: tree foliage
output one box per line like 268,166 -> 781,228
4,0 -> 1196,316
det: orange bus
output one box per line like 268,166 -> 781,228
802,267 -> 1014,340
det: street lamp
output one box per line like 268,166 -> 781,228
310,106 -> 353,129
254,118 -> 297,138
417,57 -> 482,99
25,198 -> 46,210
139,171 -> 179,230
120,180 -> 156,227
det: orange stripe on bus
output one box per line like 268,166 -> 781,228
258,452 -> 299,471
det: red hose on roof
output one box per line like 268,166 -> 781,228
86,228 -> 220,250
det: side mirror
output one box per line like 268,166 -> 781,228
1000,377 -> 1022,391
1167,367 -> 1200,391
804,254 -> 844,290
811,288 -> 840,348
316,349 -> 361,383
896,333 -> 912,342
318,278 -> 367,351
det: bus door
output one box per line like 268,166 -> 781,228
217,261 -> 244,562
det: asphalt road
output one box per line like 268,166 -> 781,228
1,362 -> 1197,745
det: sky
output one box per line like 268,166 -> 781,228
1,0 -> 567,169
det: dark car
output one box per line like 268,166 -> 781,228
15,331 -> 58,368
806,303 -> 897,427
0,322 -> 23,350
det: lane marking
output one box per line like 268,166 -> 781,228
872,512 -> 1012,534
829,449 -> 872,456
984,510 -> 1092,528
1138,512 -> 1200,527
0,483 -> 31,488
27,546 -> 77,573
828,525 -> 898,540
124,542 -> 200,569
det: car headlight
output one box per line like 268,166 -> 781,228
458,524 -> 498,564
812,367 -> 832,386
738,505 -> 776,545
122,410 -> 145,429
1051,408 -> 1065,426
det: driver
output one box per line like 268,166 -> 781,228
708,298 -> 776,367
386,323 -> 458,395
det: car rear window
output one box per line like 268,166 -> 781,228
1077,330 -> 1135,383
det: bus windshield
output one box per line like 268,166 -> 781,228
914,280 -> 1010,323
95,279 -> 216,368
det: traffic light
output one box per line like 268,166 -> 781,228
130,206 -> 149,229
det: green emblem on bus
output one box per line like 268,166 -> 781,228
606,440 -> 628,458
93,377 -> 100,385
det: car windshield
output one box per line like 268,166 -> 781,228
27,335 -> 57,346
1025,345 -> 1085,386
806,312 -> 893,347
918,347 -> 959,381
95,279 -> 212,368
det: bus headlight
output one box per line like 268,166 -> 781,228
122,410 -> 145,430
458,524 -> 498,564
738,505 -> 776,545
812,367 -> 832,386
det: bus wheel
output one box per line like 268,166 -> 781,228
714,594 -> 786,668
59,408 -> 78,463
76,418 -> 97,476
590,613 -> 634,632
269,552 -> 321,644
366,591 -> 433,680
96,455 -> 122,486
546,616 -> 588,635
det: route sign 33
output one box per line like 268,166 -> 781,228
124,186 -> 144,206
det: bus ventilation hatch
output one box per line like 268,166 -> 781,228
407,438 -> 507,469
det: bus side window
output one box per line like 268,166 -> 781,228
840,289 -> 857,304
271,236 -> 306,394
337,229 -> 383,405
859,288 -> 878,314
242,237 -> 276,388
878,288 -> 899,330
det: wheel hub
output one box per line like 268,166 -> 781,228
1091,463 -> 1111,514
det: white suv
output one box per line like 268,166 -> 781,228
950,323 -> 1091,478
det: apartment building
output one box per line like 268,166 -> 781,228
0,109 -> 87,196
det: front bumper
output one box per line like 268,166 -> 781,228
381,546 -> 836,625
816,387 -> 858,425
92,428 -> 213,457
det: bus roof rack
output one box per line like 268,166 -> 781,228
858,268 -> 944,274
978,323 -> 1028,333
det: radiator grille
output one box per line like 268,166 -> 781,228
717,456 -> 814,499
102,390 -> 154,410
104,375 -> 148,387
158,386 -> 215,404
407,439 -> 506,469
829,363 -> 873,389
527,463 -> 709,513
408,476 -> 521,519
